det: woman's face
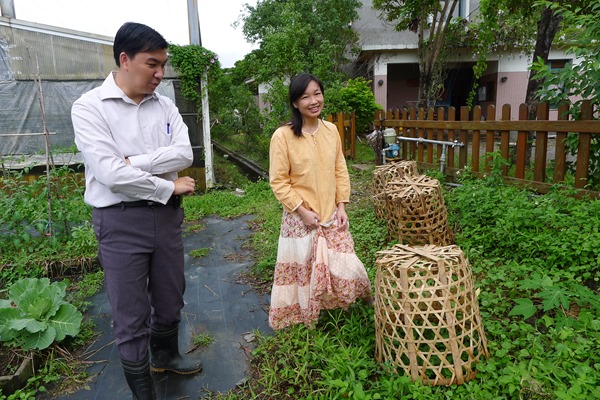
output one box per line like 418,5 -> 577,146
293,80 -> 324,120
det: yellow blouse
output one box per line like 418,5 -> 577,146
269,119 -> 351,222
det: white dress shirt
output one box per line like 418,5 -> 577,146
71,72 -> 193,208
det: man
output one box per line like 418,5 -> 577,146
71,22 -> 201,399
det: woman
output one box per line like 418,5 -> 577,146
268,73 -> 372,330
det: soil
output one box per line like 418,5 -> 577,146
0,347 -> 26,376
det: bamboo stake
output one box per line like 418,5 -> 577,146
33,53 -> 54,238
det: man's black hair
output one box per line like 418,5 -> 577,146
113,22 -> 169,67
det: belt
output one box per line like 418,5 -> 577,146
102,195 -> 181,209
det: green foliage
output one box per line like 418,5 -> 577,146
190,247 -> 211,258
210,145 -> 600,399
210,69 -> 262,140
260,78 -> 290,137
530,1 -> 600,188
446,180 -> 600,282
0,164 -> 97,285
463,0 -> 538,106
531,1 -> 600,108
372,0 -> 462,108
0,346 -> 88,400
239,0 -> 362,84
192,331 -> 214,347
167,44 -> 220,107
324,78 -> 383,134
68,270 -> 104,313
0,278 -> 83,350
212,152 -> 254,189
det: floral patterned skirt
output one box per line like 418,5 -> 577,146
268,211 -> 372,330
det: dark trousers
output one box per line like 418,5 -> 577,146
92,204 -> 186,362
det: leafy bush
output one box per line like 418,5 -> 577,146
260,78 -> 290,137
0,278 -> 83,350
167,44 -> 220,108
210,70 -> 262,140
324,77 -> 383,134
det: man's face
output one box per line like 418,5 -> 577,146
119,48 -> 168,101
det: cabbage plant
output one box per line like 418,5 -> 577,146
0,278 -> 83,350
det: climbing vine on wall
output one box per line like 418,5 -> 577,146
168,44 -> 220,106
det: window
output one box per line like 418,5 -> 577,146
477,81 -> 495,102
548,59 -> 570,109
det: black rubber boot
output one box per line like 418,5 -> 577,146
121,356 -> 156,400
149,325 -> 203,375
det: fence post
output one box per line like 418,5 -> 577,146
500,104 -> 511,176
553,102 -> 570,183
485,105 -> 496,173
533,102 -> 549,183
459,107 -> 469,169
515,104 -> 528,179
427,108 -> 435,164
472,106 -> 482,172
349,111 -> 356,159
436,107 -> 445,171
409,108 -> 417,158
575,100 -> 592,188
447,107 -> 456,169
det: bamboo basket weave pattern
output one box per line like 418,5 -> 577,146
384,175 -> 453,246
374,244 -> 489,386
372,161 -> 419,219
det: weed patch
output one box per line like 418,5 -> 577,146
213,142 -> 600,399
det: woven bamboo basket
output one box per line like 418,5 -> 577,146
374,244 -> 489,386
372,161 -> 419,219
384,174 -> 453,246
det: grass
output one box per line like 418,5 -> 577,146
190,247 -> 211,258
2,140 -> 599,399
184,140 -> 600,400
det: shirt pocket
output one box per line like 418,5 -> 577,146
152,117 -> 172,147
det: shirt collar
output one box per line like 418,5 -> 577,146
99,71 -> 158,104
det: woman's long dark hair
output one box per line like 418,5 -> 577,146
289,73 -> 325,137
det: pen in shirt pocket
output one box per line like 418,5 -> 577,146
166,122 -> 171,135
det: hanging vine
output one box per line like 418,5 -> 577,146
168,44 -> 220,107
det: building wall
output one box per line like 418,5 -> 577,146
354,1 -> 578,122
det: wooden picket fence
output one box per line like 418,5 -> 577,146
327,112 -> 356,159
373,101 -> 600,197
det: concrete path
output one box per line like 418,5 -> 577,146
54,215 -> 272,399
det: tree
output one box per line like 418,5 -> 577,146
524,2 -> 563,120
531,0 -> 599,110
324,78 -> 382,133
239,0 -> 362,84
237,0 -> 362,135
372,0 -> 460,109
531,0 -> 600,187
465,0 -> 538,107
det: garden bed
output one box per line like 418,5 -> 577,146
0,350 -> 37,395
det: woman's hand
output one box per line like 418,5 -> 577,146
297,205 -> 321,230
336,203 -> 349,231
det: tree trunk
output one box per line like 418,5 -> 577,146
418,65 -> 432,110
416,0 -> 459,111
525,3 -> 562,164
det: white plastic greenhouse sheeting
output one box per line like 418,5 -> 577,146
0,79 -> 175,157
